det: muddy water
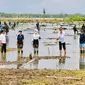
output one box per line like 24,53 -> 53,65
0,23 -> 82,70
24,29 -> 80,70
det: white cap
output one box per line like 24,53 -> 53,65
35,29 -> 38,32
34,29 -> 38,34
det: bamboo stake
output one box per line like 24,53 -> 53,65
46,76 -> 82,80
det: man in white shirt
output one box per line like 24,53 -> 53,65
0,30 -> 6,54
57,27 -> 66,56
32,31 -> 41,56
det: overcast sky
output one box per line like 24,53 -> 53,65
0,0 -> 85,14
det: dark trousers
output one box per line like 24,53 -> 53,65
59,42 -> 66,50
33,40 -> 39,48
1,44 -> 6,53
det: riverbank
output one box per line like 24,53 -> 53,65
0,69 -> 85,85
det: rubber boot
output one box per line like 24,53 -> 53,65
18,50 -> 20,54
34,51 -> 36,56
29,54 -> 32,60
37,51 -> 39,55
80,50 -> 83,54
21,50 -> 23,54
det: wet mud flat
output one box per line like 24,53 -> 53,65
0,23 -> 84,85
0,24 -> 80,70
0,69 -> 85,85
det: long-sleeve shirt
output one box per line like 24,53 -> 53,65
57,31 -> 65,43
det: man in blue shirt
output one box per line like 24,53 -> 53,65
17,31 -> 24,55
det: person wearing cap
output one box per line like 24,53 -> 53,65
32,30 -> 41,56
17,31 -> 24,55
0,29 -> 7,55
80,29 -> 85,53
57,27 -> 66,56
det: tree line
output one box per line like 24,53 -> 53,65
0,12 -> 85,18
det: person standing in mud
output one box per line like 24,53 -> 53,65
82,24 -> 85,32
73,25 -> 78,35
32,30 -> 41,56
12,22 -> 16,29
57,27 -> 66,56
0,29 -> 7,55
36,21 -> 40,33
80,30 -> 85,53
9,22 -> 11,26
17,31 -> 24,55
13,22 -> 16,28
4,22 -> 9,34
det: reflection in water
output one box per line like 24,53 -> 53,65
58,57 -> 66,69
1,53 -> 6,62
6,35 -> 9,46
17,54 -> 23,69
29,59 -> 39,69
32,59 -> 39,69
80,53 -> 85,69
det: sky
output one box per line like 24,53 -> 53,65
0,0 -> 85,14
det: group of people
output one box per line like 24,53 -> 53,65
14,28 -> 65,57
73,24 -> 85,35
17,27 -> 65,57
0,23 -> 41,57
57,24 -> 85,56
0,22 -> 9,34
1,22 -> 85,58
17,29 -> 41,56
72,24 -> 85,54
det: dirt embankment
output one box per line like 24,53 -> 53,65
0,69 -> 85,85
